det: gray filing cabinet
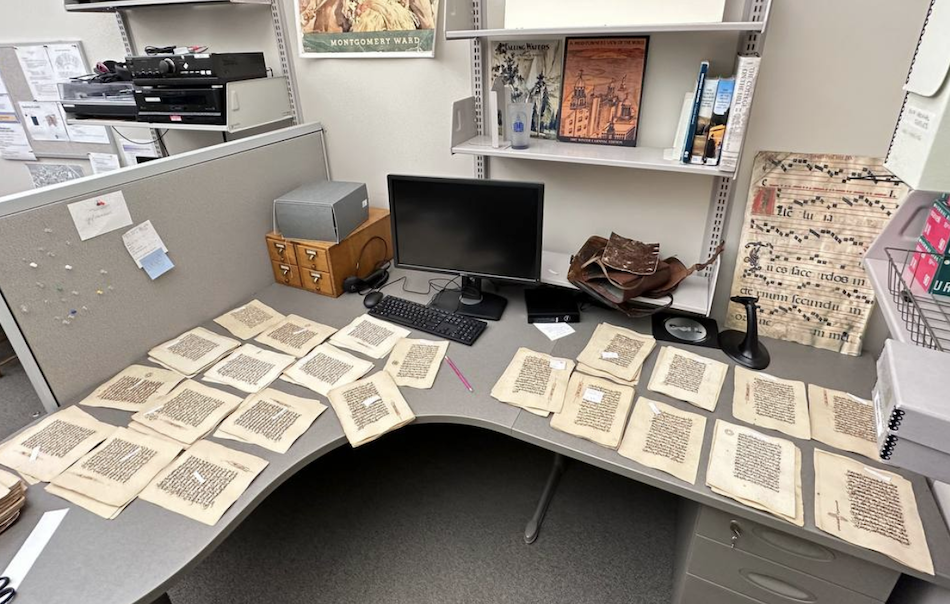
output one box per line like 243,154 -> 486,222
673,501 -> 900,604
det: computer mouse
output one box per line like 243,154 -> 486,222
363,291 -> 384,309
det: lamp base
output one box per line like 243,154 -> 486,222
719,329 -> 770,370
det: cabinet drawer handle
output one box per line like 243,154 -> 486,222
274,243 -> 287,256
730,520 -> 741,548
306,249 -> 318,261
740,570 -> 816,603
753,526 -> 835,562
311,272 -> 321,283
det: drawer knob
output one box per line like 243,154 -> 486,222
730,520 -> 741,548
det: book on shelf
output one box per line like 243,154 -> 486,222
681,61 -> 709,163
491,41 -> 563,140
718,55 -> 761,172
689,76 -> 719,164
664,91 -> 695,161
705,77 -> 734,165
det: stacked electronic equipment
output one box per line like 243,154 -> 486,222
128,52 -> 268,125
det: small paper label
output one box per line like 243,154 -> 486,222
361,199 -> 368,208
119,447 -> 141,463
146,405 -> 164,416
363,396 -> 382,407
292,327 -> 309,335
601,352 -> 619,359
193,471 -> 205,484
272,407 -> 287,420
865,467 -> 892,482
583,388 -> 604,404
549,360 -> 566,370
648,402 -> 661,415
30,446 -> 39,462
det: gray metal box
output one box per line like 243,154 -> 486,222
275,180 -> 369,243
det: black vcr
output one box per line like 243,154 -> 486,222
134,86 -> 226,125
128,52 -> 266,86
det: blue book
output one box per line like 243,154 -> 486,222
681,61 -> 710,164
706,77 -> 735,165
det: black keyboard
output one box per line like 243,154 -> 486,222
368,295 -> 487,345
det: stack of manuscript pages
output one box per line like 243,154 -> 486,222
327,372 -> 415,447
575,323 -> 655,387
0,469 -> 26,535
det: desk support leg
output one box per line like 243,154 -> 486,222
524,453 -> 567,545
151,593 -> 172,604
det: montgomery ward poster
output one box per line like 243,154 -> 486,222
297,0 -> 440,58
726,152 -> 908,356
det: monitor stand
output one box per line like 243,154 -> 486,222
430,276 -> 508,321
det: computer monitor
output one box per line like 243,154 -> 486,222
388,174 -> 544,321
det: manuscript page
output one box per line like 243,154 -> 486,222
706,419 -> 798,522
490,347 -> 575,414
814,449 -> 933,575
0,406 -> 115,483
709,445 -> 804,527
214,388 -> 327,454
203,344 -> 296,394
808,385 -> 879,460
46,483 -> 127,520
732,367 -> 811,439
385,338 -> 448,390
213,299 -> 285,339
550,372 -> 634,449
80,365 -> 184,412
330,315 -> 410,359
648,346 -> 728,412
128,420 -> 197,447
282,343 -> 374,396
576,323 -> 655,383
148,327 -> 240,377
254,314 -> 337,357
618,397 -> 707,485
577,363 -> 640,387
139,439 -> 268,526
50,427 -> 182,508
130,380 -> 243,446
327,372 -> 416,447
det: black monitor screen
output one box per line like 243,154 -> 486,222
388,175 -> 543,283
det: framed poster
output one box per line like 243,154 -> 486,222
557,37 -> 649,147
296,0 -> 440,58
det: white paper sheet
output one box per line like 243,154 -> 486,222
0,508 -> 68,588
0,94 -> 14,114
0,122 -> 35,160
122,220 -> 168,267
534,322 -> 576,341
88,152 -> 121,174
14,45 -> 59,101
0,71 -> 7,95
26,163 -> 83,188
120,140 -> 159,166
19,102 -> 68,141
46,44 -> 87,82
68,190 -> 133,241
65,121 -> 110,144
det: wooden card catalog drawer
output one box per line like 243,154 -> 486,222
695,506 -> 897,598
301,269 -> 333,296
271,261 -> 301,288
266,234 -> 297,265
295,244 -> 329,272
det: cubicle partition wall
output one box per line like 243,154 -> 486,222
0,123 -> 329,411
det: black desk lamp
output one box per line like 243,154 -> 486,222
720,296 -> 770,370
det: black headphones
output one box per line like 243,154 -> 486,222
343,236 -> 391,293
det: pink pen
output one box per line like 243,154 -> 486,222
444,356 -> 474,393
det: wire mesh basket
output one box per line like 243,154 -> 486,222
885,247 -> 950,351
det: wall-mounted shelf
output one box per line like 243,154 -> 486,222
68,77 -> 293,135
446,21 -> 766,40
65,0 -> 268,12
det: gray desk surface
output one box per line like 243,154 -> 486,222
1,272 -> 949,604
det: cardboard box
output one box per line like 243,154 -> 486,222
275,181 -> 369,244
921,197 -> 950,254
886,0 -> 950,191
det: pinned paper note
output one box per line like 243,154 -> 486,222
583,388 -> 604,404
88,152 -> 121,174
142,249 -> 174,280
123,220 -> 168,268
534,322 -> 576,341
68,190 -> 132,241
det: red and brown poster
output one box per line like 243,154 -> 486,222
557,37 -> 648,147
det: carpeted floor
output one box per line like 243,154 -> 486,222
0,339 -> 44,440
169,425 -> 677,604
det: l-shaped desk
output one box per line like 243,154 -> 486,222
1,272 -> 949,604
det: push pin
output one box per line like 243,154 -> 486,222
29,262 -> 38,268
96,289 -> 104,295
65,265 -> 73,271
43,228 -> 53,233
99,269 -> 108,275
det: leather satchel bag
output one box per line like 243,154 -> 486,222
568,232 -> 724,318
